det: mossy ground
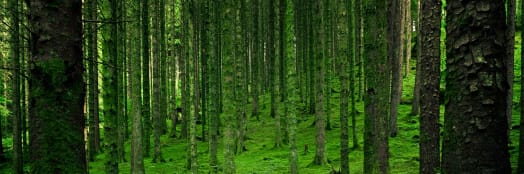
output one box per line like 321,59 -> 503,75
1,33 -> 523,174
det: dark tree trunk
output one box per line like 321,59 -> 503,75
10,0 -> 22,172
28,0 -> 87,173
419,0 -> 441,173
363,0 -> 389,172
141,0 -> 152,157
388,0 -> 401,137
443,0 -> 510,173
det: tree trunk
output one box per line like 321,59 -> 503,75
419,0 -> 441,173
152,0 -> 165,163
209,1 -> 221,173
10,0 -> 22,172
130,1 -> 145,173
363,0 -> 389,172
338,0 -> 350,172
443,0 -> 510,173
223,0 -> 237,173
102,0 -> 120,172
506,0 -> 516,141
388,0 -> 401,137
312,0 -> 327,166
87,0 -> 100,162
141,0 -> 152,157
28,0 -> 87,173
410,0 -> 422,116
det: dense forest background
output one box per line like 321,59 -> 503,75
0,0 -> 521,173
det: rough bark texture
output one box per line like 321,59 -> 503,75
419,0 -> 441,173
28,0 -> 87,173
363,0 -> 389,172
443,0 -> 510,173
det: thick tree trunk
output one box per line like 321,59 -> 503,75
28,0 -> 87,173
443,0 -> 510,173
419,0 -> 441,173
223,0 -> 237,173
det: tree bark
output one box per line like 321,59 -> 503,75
363,0 -> 389,172
28,0 -> 87,173
419,0 -> 441,173
443,0 -> 510,173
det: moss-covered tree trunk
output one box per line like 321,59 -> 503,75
28,0 -> 87,173
267,0 -> 282,148
388,0 -> 401,137
86,0 -> 101,162
190,0 -> 200,172
101,0 -> 120,172
141,0 -> 152,157
152,0 -> 165,163
363,0 -> 389,172
419,0 -> 441,173
130,1 -> 145,173
443,0 -> 510,173
312,0 -> 327,166
222,0 -> 237,172
337,0 -> 349,172
10,0 -> 22,172
209,1 -> 220,172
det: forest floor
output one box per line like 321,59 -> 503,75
2,34 -> 524,173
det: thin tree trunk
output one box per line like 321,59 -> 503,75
141,0 -> 152,157
388,0 -> 401,137
410,0 -> 422,116
130,1 -> 145,172
419,0 -> 441,173
9,0 -> 22,172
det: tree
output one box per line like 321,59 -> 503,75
152,0 -> 165,163
363,0 -> 389,172
141,0 -> 152,157
419,0 -> 441,173
410,0 -> 421,117
130,0 -> 145,173
189,0 -> 200,171
442,0 -> 510,173
388,0 -> 401,137
312,0 -> 327,166
86,0 -> 101,162
9,0 -> 22,172
209,1 -> 221,172
338,0 -> 349,171
506,0 -> 516,140
101,0 -> 120,172
27,0 -> 87,173
222,0 -> 237,172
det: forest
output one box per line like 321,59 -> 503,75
0,0 -> 521,173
